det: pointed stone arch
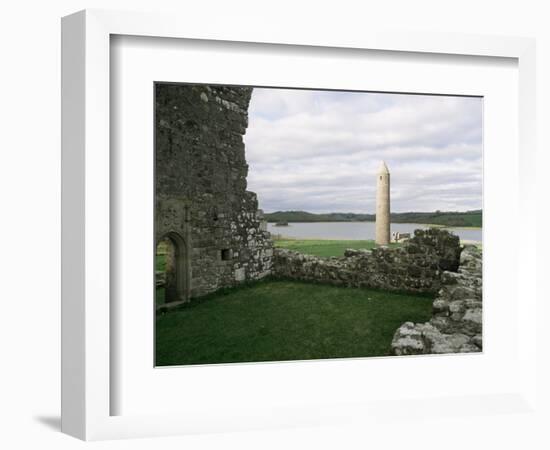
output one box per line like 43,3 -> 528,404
157,231 -> 191,303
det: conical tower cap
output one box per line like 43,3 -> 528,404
378,161 -> 389,174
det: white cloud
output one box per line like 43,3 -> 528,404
245,88 -> 482,213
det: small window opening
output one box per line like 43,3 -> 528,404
221,249 -> 232,261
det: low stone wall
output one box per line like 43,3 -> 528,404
272,229 -> 462,295
391,245 -> 482,355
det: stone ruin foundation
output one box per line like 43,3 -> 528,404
272,228 -> 482,355
155,83 -> 273,303
391,244 -> 482,355
272,228 -> 463,295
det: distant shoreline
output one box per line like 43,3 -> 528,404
264,210 -> 482,228
271,235 -> 482,244
267,220 -> 482,230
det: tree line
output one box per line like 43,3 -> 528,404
264,210 -> 482,227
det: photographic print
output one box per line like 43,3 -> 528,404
154,83 -> 482,366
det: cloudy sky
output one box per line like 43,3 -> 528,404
244,88 -> 482,214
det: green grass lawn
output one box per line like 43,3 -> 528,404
156,286 -> 165,305
273,239 -> 400,257
156,254 -> 166,271
155,254 -> 166,306
155,280 -> 433,366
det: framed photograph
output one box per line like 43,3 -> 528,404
152,82 -> 482,368
61,9 -> 537,441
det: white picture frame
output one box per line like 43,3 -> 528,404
61,9 -> 537,441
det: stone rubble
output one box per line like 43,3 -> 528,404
391,245 -> 482,355
273,228 -> 462,295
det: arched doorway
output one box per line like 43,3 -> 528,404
156,232 -> 190,304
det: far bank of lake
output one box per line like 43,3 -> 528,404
267,222 -> 482,243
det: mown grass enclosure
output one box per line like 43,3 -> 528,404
155,280 -> 433,366
273,238 -> 400,258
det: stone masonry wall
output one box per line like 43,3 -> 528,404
391,245 -> 482,355
155,84 -> 273,299
272,229 -> 462,295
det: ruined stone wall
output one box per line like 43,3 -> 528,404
391,245 -> 482,355
155,84 -> 273,300
272,229 -> 462,295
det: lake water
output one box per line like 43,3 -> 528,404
267,222 -> 482,243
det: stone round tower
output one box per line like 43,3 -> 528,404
375,161 -> 390,246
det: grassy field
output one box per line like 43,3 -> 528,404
156,254 -> 165,271
273,239 -> 400,257
155,280 -> 433,366
155,254 -> 166,305
156,287 -> 166,305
